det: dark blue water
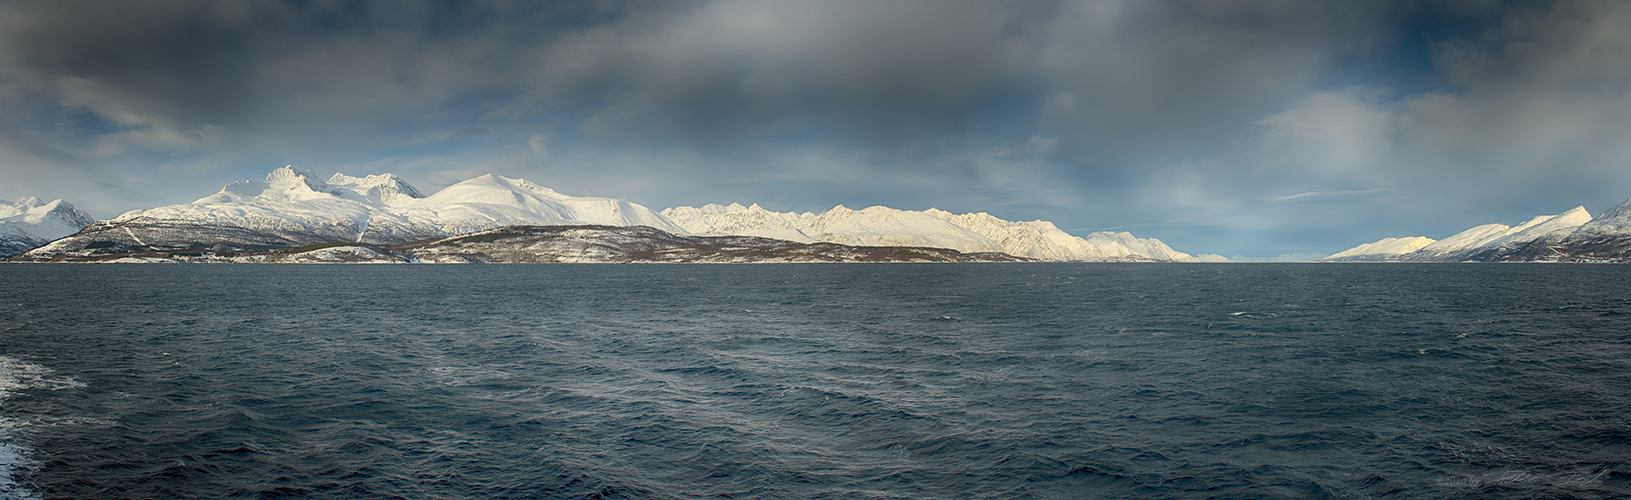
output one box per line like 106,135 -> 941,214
1,264 -> 1629,499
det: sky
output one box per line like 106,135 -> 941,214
3,0 -> 1631,259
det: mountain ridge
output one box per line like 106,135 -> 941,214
19,166 -> 690,259
16,167 -> 1200,262
1325,203 -> 1631,262
661,202 -> 1199,262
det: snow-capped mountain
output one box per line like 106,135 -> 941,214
1323,204 -> 1628,262
1402,206 -> 1591,261
1515,197 -> 1631,261
662,203 -> 1199,262
19,165 -> 1202,262
1561,198 -> 1631,240
0,197 -> 96,257
23,166 -> 685,259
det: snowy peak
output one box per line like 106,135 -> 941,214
1572,197 -> 1631,236
264,165 -> 336,197
412,174 -> 685,234
49,200 -> 96,228
211,166 -> 337,202
686,202 -> 755,215
225,166 -> 428,205
1,197 -> 94,229
328,172 -> 424,203
1,197 -> 97,257
3,197 -> 43,212
1487,206 -> 1590,247
1,198 -> 38,218
660,203 -> 816,243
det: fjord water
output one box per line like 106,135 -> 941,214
1,264 -> 1628,499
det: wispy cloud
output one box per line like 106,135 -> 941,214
1265,188 -> 1406,204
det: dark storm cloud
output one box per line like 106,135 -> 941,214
1,0 -> 1629,258
508,0 -> 1056,151
1396,1 -> 1631,202
498,0 -> 1432,203
0,1 -> 616,152
483,0 -> 1419,225
0,0 -> 1397,162
1038,2 -> 1385,164
2,1 -> 260,128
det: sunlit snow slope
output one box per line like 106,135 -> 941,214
1322,236 -> 1437,261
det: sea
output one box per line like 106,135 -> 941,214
0,263 -> 1627,499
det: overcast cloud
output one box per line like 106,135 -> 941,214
2,0 -> 1629,258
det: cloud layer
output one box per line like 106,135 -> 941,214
2,0 -> 1629,257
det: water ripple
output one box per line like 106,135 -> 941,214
0,263 -> 1627,498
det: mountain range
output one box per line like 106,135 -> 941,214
1324,202 -> 1631,262
661,203 -> 1207,262
8,166 -> 1202,262
11,166 -> 1631,263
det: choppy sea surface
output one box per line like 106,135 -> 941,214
1,263 -> 1629,499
